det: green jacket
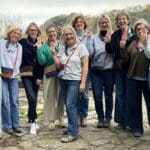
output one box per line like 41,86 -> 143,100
127,40 -> 150,79
37,41 -> 63,67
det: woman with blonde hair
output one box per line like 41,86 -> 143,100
87,14 -> 114,128
0,26 -> 22,134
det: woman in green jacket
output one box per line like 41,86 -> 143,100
37,25 -> 64,130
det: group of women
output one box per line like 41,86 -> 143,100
0,11 -> 150,143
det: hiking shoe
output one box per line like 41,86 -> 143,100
4,129 -> 13,134
61,135 -> 78,143
13,128 -> 22,133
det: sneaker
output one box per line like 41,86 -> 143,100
61,135 -> 78,143
13,128 -> 22,133
97,120 -> 104,128
104,120 -> 111,128
80,118 -> 87,127
58,118 -> 65,128
29,123 -> 39,129
48,121 -> 55,130
4,129 -> 13,134
133,132 -> 143,138
30,123 -> 37,134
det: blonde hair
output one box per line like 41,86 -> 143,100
98,14 -> 113,35
7,26 -> 22,39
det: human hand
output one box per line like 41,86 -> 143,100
36,79 -> 43,86
104,33 -> 111,43
80,82 -> 85,93
36,37 -> 42,48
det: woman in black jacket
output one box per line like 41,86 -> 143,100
19,22 -> 43,134
106,12 -> 134,129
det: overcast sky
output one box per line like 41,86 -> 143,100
0,0 -> 150,27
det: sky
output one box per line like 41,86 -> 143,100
0,0 -> 150,27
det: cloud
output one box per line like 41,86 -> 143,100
0,0 -> 150,26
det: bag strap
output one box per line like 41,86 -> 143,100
13,45 -> 19,70
64,43 -> 79,69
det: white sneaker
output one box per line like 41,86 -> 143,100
30,123 -> 37,134
29,123 -> 39,129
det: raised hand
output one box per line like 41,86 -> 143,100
50,41 -> 56,52
36,36 -> 42,48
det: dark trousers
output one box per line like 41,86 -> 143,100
91,69 -> 114,121
21,77 -> 39,123
114,70 -> 127,125
126,78 -> 150,133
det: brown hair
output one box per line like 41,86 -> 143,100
72,15 -> 88,30
25,22 -> 41,36
116,12 -> 130,28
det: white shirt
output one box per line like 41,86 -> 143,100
58,43 -> 89,80
0,39 -> 22,78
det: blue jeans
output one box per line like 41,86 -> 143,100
114,70 -> 127,125
78,74 -> 90,118
2,78 -> 20,129
21,77 -> 39,123
126,78 -> 150,133
91,69 -> 114,121
60,79 -> 80,136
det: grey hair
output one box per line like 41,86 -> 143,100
134,18 -> 150,33
61,25 -> 79,46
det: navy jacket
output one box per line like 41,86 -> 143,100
19,37 -> 43,79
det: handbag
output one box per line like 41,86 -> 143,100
20,66 -> 33,76
44,64 -> 60,78
0,67 -> 14,79
0,46 -> 18,79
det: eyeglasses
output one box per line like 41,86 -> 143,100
64,33 -> 73,37
29,29 -> 38,32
